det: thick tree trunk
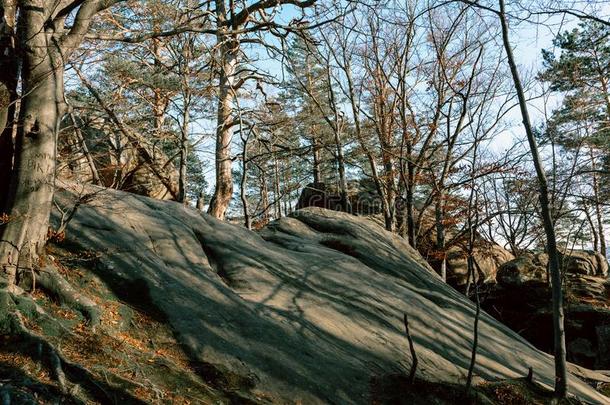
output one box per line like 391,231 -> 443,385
196,190 -> 205,211
0,22 -> 65,284
0,0 -> 17,209
208,16 -> 237,219
498,0 -> 568,397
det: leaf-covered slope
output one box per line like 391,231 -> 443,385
52,184 -> 610,404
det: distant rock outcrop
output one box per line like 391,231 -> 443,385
496,253 -> 549,286
296,180 -> 384,215
486,250 -> 610,370
58,126 -> 179,200
445,244 -> 515,285
485,274 -> 610,370
296,182 -> 515,286
49,183 -> 609,404
497,250 -> 608,287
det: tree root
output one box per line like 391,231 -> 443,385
34,264 -> 101,329
0,287 -> 145,404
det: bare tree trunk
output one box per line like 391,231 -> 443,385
0,0 -> 123,285
498,0 -> 567,397
343,60 -> 390,224
0,20 -> 66,284
405,158 -> 417,248
260,168 -> 270,224
69,113 -> 101,185
583,202 -> 599,253
178,91 -> 191,204
325,65 -> 350,214
333,128 -> 350,213
312,134 -> 321,184
152,39 -> 169,137
274,155 -> 282,219
0,0 -> 17,209
435,196 -> 446,281
208,8 -> 237,220
240,131 -> 251,229
196,190 -> 205,211
466,260 -> 481,394
591,151 -> 606,257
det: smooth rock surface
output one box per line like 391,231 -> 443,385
51,184 -> 610,404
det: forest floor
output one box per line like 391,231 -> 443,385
0,243 -> 259,404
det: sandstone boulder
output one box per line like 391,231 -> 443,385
49,183 -> 609,404
446,244 -> 515,285
484,274 -> 610,370
497,250 -> 609,287
58,124 -> 179,200
496,253 -> 548,286
561,250 -> 608,277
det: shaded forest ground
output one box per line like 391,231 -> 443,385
0,243 -> 260,404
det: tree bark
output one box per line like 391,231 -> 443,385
591,151 -> 606,257
0,0 -> 17,210
498,0 -> 568,397
259,168 -> 270,224
405,158 -> 417,248
312,134 -> 321,184
208,4 -> 237,220
435,196 -> 446,281
178,91 -> 191,204
0,9 -> 66,283
1,0 -> 126,283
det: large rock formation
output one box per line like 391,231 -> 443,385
58,124 -> 179,200
296,180 -> 384,215
296,182 -> 515,286
486,250 -> 610,371
497,250 -> 609,286
485,274 -> 610,370
496,253 -> 550,286
445,244 -> 515,285
48,183 -> 610,404
562,250 -> 609,277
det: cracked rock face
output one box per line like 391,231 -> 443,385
51,184 -> 610,404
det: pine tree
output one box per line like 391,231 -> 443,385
540,21 -> 610,257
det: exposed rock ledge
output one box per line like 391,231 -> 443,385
51,183 -> 610,404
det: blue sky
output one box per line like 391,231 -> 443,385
196,2 -> 609,192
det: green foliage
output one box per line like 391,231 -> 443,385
540,21 -> 610,150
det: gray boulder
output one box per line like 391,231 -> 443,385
51,183 -> 610,404
446,244 -> 515,285
496,253 -> 548,286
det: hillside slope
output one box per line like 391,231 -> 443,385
45,183 -> 609,404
